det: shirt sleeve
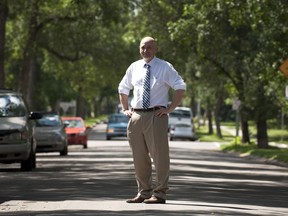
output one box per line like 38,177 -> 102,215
118,65 -> 133,95
167,63 -> 187,90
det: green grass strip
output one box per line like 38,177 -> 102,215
221,142 -> 288,163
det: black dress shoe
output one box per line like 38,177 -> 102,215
144,195 -> 166,204
126,196 -> 146,203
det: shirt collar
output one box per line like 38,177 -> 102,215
142,56 -> 156,67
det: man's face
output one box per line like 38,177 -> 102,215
139,40 -> 157,62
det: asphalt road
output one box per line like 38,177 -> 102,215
0,124 -> 288,215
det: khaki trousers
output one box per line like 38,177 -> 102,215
127,110 -> 170,199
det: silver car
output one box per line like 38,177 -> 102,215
169,123 -> 196,141
0,89 -> 42,171
35,112 -> 68,156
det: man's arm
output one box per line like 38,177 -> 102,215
156,89 -> 185,117
167,89 -> 185,112
119,93 -> 129,111
119,93 -> 133,117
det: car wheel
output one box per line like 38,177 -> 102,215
32,151 -> 36,168
21,148 -> 35,171
170,137 -> 173,141
60,145 -> 68,156
83,144 -> 88,149
106,136 -> 111,140
190,136 -> 197,141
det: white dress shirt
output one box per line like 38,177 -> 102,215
118,57 -> 186,109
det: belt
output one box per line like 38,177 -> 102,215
132,106 -> 165,112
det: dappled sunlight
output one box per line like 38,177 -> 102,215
1,140 -> 288,215
1,199 -> 288,216
171,175 -> 284,186
171,158 -> 288,177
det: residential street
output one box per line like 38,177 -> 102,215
0,124 -> 288,215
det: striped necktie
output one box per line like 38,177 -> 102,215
142,64 -> 150,109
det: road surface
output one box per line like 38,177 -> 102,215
0,124 -> 287,215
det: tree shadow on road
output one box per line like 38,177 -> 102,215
1,143 -> 288,215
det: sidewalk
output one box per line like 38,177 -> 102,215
221,126 -> 288,148
2,199 -> 287,215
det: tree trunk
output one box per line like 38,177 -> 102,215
19,54 -> 36,108
254,84 -> 269,148
18,0 -> 38,109
214,90 -> 223,139
206,99 -> 213,134
239,105 -> 251,144
76,87 -> 85,119
256,118 -> 269,148
93,98 -> 99,117
241,119 -> 250,144
0,0 -> 8,88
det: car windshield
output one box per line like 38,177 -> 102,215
36,114 -> 61,127
175,124 -> 191,128
0,95 -> 27,117
109,115 -> 129,123
64,119 -> 84,128
169,110 -> 191,118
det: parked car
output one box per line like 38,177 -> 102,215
35,112 -> 68,156
106,113 -> 129,140
0,89 -> 42,171
168,107 -> 193,129
169,123 -> 196,141
61,116 -> 88,148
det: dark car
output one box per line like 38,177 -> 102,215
35,112 -> 68,156
106,113 -> 129,140
0,89 -> 42,171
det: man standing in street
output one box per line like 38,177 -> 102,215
118,36 -> 186,204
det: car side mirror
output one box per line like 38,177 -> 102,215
29,112 -> 43,120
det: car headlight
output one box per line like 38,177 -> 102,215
107,128 -> 114,133
6,132 -> 22,140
